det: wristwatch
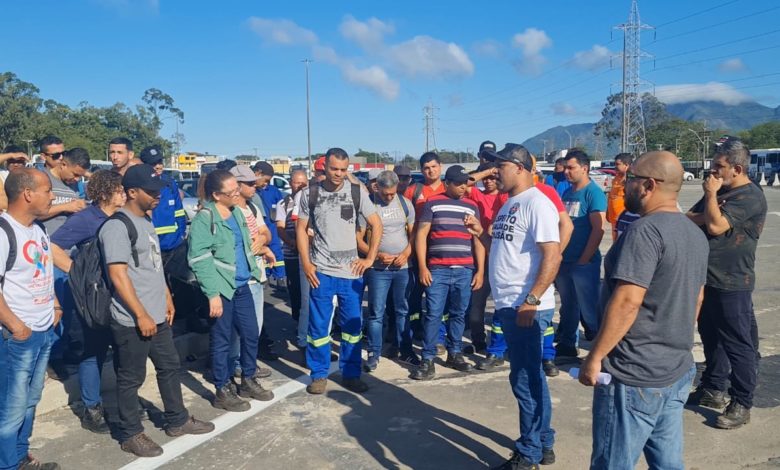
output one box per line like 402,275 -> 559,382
524,293 -> 541,306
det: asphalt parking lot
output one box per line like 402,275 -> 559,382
29,183 -> 780,469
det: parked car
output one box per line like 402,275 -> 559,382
589,170 -> 612,192
683,171 -> 695,181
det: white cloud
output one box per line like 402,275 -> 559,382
572,45 -> 611,71
339,15 -> 394,52
512,28 -> 552,75
655,82 -> 753,105
312,45 -> 399,100
472,39 -> 503,59
341,64 -> 400,100
718,58 -> 748,73
388,36 -> 474,78
247,17 -> 318,46
551,102 -> 578,116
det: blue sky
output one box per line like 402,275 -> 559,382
3,0 -> 779,159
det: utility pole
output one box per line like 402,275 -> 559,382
23,139 -> 34,161
423,99 -> 437,152
542,139 -> 548,157
615,0 -> 653,155
563,129 -> 573,148
302,59 -> 313,174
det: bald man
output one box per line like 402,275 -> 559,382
578,152 -> 709,469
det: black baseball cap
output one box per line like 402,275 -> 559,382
393,165 -> 412,177
139,146 -> 164,165
444,165 -> 475,184
481,143 -> 532,171
478,140 -> 497,159
122,164 -> 166,192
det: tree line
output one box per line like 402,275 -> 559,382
0,72 -> 183,161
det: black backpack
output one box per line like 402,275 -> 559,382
0,218 -> 46,290
69,212 -> 139,329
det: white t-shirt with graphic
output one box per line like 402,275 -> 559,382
489,187 -> 560,311
0,213 -> 55,331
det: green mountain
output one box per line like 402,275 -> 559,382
522,100 -> 780,160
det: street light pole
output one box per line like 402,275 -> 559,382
687,128 -> 706,178
563,129 -> 573,148
303,59 -> 313,175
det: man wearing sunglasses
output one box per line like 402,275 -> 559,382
39,135 -> 65,171
686,138 -> 767,430
579,151 -> 708,469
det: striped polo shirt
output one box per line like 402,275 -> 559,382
419,194 -> 480,269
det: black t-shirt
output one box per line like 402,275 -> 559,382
690,182 -> 767,291
602,212 -> 709,388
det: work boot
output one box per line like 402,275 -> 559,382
398,350 -> 421,366
410,359 -> 436,380
120,432 -> 163,458
363,355 -> 379,373
541,447 -> 556,465
80,403 -> 110,434
477,354 -> 505,370
307,378 -> 328,394
542,360 -> 560,377
555,344 -> 579,358
342,377 -> 369,393
715,401 -> 751,429
214,384 -> 251,412
18,454 -> 61,470
687,386 -> 727,409
445,353 -> 473,372
238,376 -> 275,401
492,451 -> 539,470
254,367 -> 272,379
165,416 -> 215,437
436,344 -> 446,356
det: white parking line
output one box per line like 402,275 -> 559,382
119,362 -> 338,470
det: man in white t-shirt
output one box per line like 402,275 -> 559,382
0,169 -> 61,470
483,144 -> 562,470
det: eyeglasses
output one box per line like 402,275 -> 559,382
44,152 -> 64,159
217,189 -> 240,197
626,171 -> 665,182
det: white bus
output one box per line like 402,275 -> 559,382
748,148 -> 780,186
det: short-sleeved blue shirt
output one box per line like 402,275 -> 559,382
561,180 -> 607,263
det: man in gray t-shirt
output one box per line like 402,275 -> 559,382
100,209 -> 166,326
40,150 -> 89,234
296,148 -> 383,395
100,164 -> 213,456
578,152 -> 708,470
358,170 -> 418,370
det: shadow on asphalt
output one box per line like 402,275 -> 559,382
328,378 -> 514,469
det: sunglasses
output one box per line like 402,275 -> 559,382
44,152 -> 64,159
626,171 -> 665,182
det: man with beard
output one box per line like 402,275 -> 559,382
579,151 -> 708,469
100,165 -> 213,456
686,138 -> 767,429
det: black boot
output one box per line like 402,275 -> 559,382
445,353 -> 473,372
715,401 -> 750,429
410,359 -> 436,380
80,404 -> 110,434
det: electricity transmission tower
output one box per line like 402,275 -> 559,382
615,0 -> 654,155
423,100 -> 438,152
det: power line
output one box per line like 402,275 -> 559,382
651,6 -> 780,44
655,28 -> 780,62
654,0 -> 741,28
648,44 -> 780,74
